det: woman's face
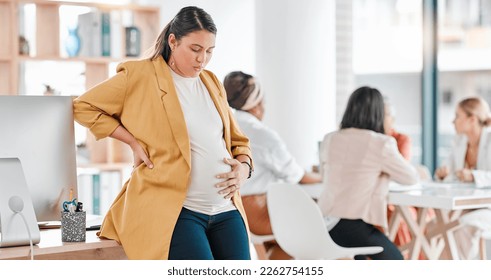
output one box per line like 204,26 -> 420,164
255,99 -> 265,121
453,107 -> 473,135
384,104 -> 394,135
168,30 -> 215,78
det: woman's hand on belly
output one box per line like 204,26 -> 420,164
215,157 -> 249,199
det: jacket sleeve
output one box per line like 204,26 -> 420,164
73,63 -> 128,140
215,76 -> 253,166
472,133 -> 491,187
381,137 -> 419,185
228,107 -> 253,160
471,170 -> 491,187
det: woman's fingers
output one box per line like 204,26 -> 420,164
142,155 -> 154,169
219,184 -> 238,199
132,144 -> 153,169
223,157 -> 240,167
215,158 -> 246,198
215,177 -> 239,188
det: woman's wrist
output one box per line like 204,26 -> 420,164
240,161 -> 253,179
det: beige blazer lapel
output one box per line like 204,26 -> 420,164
200,73 -> 231,152
152,57 -> 191,167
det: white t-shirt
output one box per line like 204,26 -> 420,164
171,69 -> 236,215
233,110 -> 304,196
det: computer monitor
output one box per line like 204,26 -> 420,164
0,96 -> 78,223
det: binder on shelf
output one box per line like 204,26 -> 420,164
100,171 -> 121,216
101,12 -> 111,57
77,168 -> 126,215
77,173 -> 93,215
92,173 -> 101,215
110,10 -> 123,59
78,11 -> 101,57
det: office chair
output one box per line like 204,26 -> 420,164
249,232 -> 275,260
267,182 -> 383,260
458,208 -> 491,259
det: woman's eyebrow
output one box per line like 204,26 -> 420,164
191,44 -> 215,49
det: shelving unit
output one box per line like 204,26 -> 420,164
0,0 -> 160,95
0,0 -> 161,213
0,0 -> 160,162
77,162 -> 132,215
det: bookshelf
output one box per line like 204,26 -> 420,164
77,163 -> 132,215
0,0 -> 160,212
0,0 -> 160,94
0,0 -> 159,159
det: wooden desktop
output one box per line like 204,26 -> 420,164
0,229 -> 126,260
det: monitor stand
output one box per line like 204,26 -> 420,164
0,158 -> 40,247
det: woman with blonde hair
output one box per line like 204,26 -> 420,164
435,97 -> 491,186
435,96 -> 491,259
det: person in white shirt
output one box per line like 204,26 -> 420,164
435,97 -> 491,186
319,86 -> 419,260
434,96 -> 491,259
223,71 -> 321,259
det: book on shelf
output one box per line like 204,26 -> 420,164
109,10 -> 123,59
78,11 -> 101,57
92,173 -> 101,215
77,173 -> 93,214
77,171 -> 122,216
78,11 -> 113,57
101,12 -> 111,57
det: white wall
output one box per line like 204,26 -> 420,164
255,0 -> 336,168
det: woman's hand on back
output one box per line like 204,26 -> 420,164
130,141 -> 153,169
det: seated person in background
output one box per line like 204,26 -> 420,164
384,97 -> 430,259
385,98 -> 431,180
384,98 -> 413,246
435,97 -> 491,186
384,98 -> 411,161
223,71 -> 322,260
318,86 -> 419,260
434,96 -> 491,259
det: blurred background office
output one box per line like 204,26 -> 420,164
6,0 -> 491,211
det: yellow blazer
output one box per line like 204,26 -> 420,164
73,56 -> 252,259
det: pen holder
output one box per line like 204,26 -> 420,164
61,211 -> 86,242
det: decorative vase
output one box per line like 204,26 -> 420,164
65,27 -> 81,57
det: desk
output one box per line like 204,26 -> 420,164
388,182 -> 491,260
0,229 -> 126,260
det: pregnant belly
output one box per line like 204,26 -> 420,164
186,156 -> 233,206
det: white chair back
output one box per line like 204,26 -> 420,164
267,182 -> 383,259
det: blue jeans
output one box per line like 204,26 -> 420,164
168,207 -> 251,260
329,218 -> 404,260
